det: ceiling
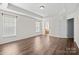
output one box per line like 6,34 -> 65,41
6,3 -> 79,17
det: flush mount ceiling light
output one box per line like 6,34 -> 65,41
40,5 -> 45,9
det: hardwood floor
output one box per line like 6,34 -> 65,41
0,35 -> 78,55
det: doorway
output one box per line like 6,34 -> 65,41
67,18 -> 74,39
67,18 -> 74,49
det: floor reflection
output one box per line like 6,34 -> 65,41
33,36 -> 43,54
0,35 -> 78,55
33,35 -> 50,54
44,35 -> 50,48
1,43 -> 19,55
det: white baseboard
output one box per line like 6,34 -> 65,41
49,34 -> 72,38
0,33 -> 41,44
0,33 -> 74,45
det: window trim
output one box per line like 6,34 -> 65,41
2,13 -> 17,37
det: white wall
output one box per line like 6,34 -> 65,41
47,14 -> 67,38
16,15 -> 41,40
0,11 -> 42,44
74,16 -> 79,48
0,13 -> 2,40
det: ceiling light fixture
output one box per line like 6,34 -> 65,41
40,5 -> 45,9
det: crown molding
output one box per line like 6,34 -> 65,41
0,3 -> 43,20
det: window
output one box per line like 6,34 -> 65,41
2,14 -> 16,37
36,22 -> 40,32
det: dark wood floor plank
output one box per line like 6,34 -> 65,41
0,35 -> 78,55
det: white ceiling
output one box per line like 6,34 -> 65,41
10,3 -> 79,17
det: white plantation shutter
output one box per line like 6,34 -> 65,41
3,14 -> 16,37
